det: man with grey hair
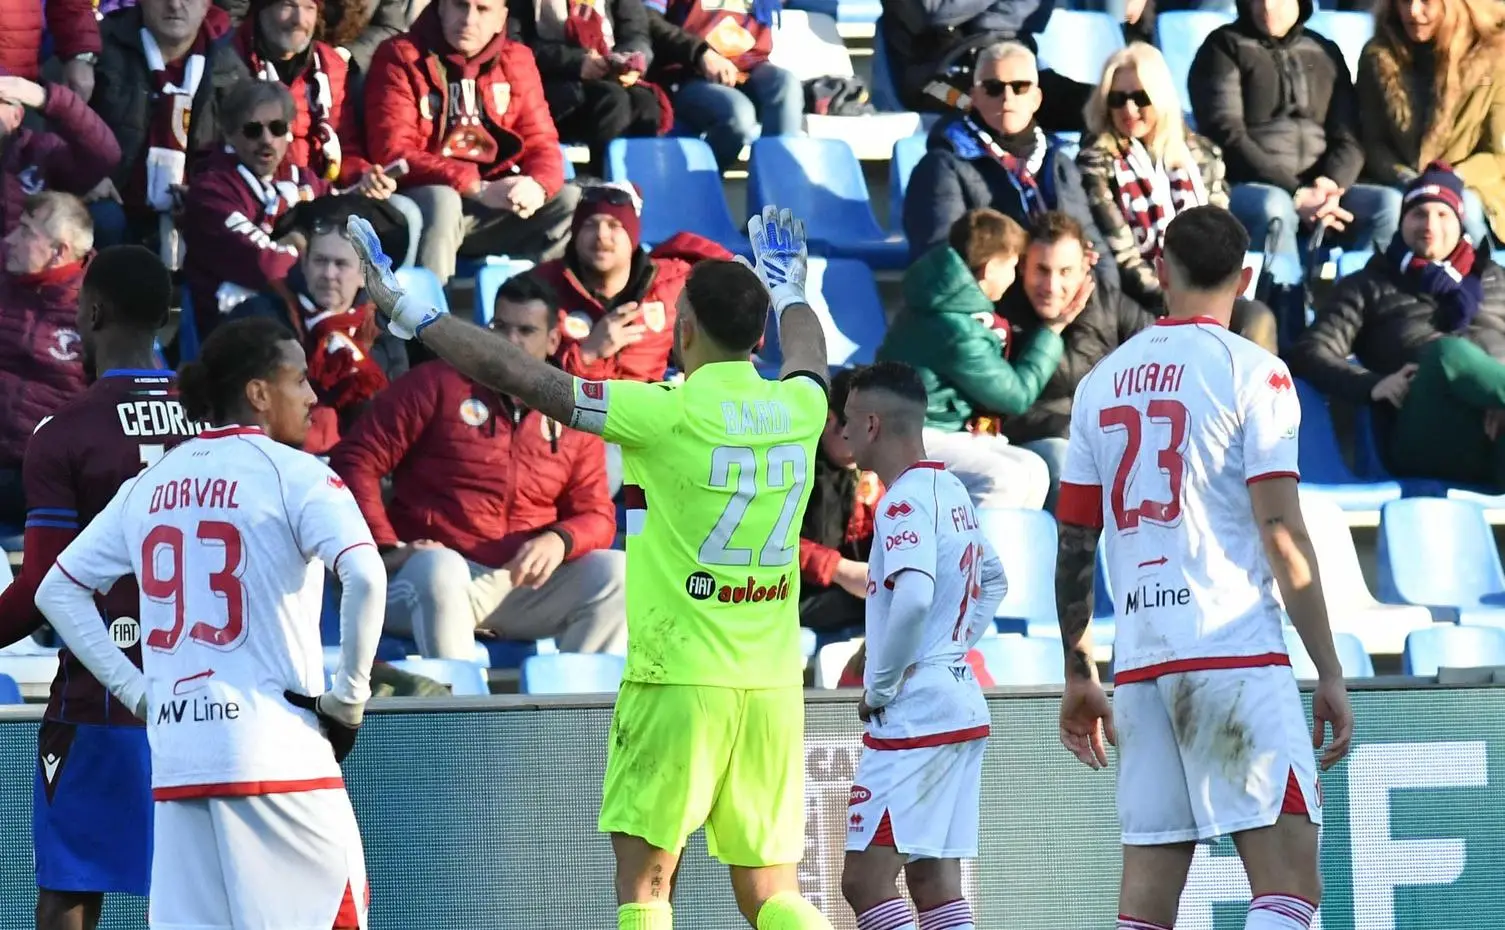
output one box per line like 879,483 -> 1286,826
0,192 -> 94,524
903,39 -> 1116,284
180,78 -> 386,340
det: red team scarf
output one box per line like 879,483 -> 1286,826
248,46 -> 344,182
1110,137 -> 1208,266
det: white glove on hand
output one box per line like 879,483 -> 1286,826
746,205 -> 808,315
346,215 -> 442,339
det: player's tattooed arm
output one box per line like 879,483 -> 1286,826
417,315 -> 578,425
1055,522 -> 1099,681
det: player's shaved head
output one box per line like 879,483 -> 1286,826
83,246 -> 173,332
845,362 -> 928,435
1160,206 -> 1250,293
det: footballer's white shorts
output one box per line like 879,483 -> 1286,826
1115,665 -> 1322,846
845,737 -> 986,860
149,788 -> 368,930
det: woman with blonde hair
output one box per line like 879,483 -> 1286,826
1357,0 -> 1505,243
1076,42 -> 1229,310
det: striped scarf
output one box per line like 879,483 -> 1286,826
1111,138 -> 1208,264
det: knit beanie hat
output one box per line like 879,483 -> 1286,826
1403,161 -> 1467,225
572,181 -> 643,251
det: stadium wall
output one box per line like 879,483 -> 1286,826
0,685 -> 1498,929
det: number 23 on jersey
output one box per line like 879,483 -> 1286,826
1100,401 -> 1189,532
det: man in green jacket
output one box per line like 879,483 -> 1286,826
879,208 -> 1084,509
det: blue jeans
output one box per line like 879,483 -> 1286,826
672,63 -> 805,169
1019,436 -> 1069,514
1228,182 -> 1403,257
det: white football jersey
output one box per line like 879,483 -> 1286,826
1058,317 -> 1301,683
863,462 -> 1004,746
55,425 -> 376,798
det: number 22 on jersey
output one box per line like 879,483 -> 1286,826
698,444 -> 810,568
1100,401 -> 1189,532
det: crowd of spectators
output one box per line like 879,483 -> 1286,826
4,0 -> 1505,657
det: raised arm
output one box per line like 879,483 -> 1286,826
745,207 -> 830,382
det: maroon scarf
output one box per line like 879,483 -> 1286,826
1110,137 -> 1208,264
243,30 -> 343,182
142,25 -> 214,157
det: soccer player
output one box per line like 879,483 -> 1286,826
34,317 -> 386,930
0,246 -> 195,930
837,362 -> 1005,930
1053,206 -> 1354,930
346,208 -> 836,930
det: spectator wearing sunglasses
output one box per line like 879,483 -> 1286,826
526,181 -> 731,382
903,40 -> 1118,294
89,0 -> 247,255
1189,0 -> 1401,258
363,0 -> 580,282
180,79 -> 386,338
0,68 -> 120,238
1077,44 -> 1227,312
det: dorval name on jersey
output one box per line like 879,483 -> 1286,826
55,426 -> 378,799
1057,317 -> 1302,683
864,463 -> 1000,747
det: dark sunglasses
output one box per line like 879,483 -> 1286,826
978,78 -> 1034,98
1107,90 -> 1153,110
581,185 -> 636,206
241,120 -> 290,140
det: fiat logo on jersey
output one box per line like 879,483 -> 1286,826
685,571 -> 717,600
885,528 -> 920,551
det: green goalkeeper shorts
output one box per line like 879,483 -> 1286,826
598,681 -> 806,867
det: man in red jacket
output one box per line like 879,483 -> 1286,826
0,0 -> 99,99
529,181 -> 730,382
0,192 -> 91,526
363,0 -> 581,283
0,69 -> 121,236
330,273 -> 626,658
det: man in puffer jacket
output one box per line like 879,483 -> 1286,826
0,0 -> 99,97
1189,0 -> 1401,256
1289,162 -> 1505,486
527,181 -> 732,382
0,68 -> 121,236
879,207 -> 1056,509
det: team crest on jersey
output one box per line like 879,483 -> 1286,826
581,381 -> 605,400
540,416 -> 562,442
17,166 -> 45,195
884,500 -> 913,519
639,301 -> 666,333
327,475 -> 346,490
48,329 -> 80,362
563,310 -> 595,341
459,398 -> 490,427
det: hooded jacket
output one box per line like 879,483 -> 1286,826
877,243 -> 1065,433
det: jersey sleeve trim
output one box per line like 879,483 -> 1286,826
26,507 -> 79,530
54,562 -> 93,591
1057,482 -> 1105,529
781,369 -> 830,399
569,378 -> 609,435
333,541 -> 377,572
1247,470 -> 1300,485
1114,652 -> 1292,684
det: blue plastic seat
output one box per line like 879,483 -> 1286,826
473,259 -> 538,325
520,653 -> 627,694
394,266 -> 450,315
1337,250 -> 1373,278
1282,628 -> 1375,679
974,634 -> 1065,686
1378,498 -> 1505,625
0,525 -> 22,555
889,135 -> 927,234
387,658 -> 489,696
1036,10 -> 1126,85
559,143 -> 577,181
783,0 -> 881,24
1158,10 -> 1235,104
1402,624 -> 1505,676
176,287 -> 201,363
0,672 -> 19,705
1305,10 -> 1372,80
747,137 -> 907,268
978,509 -> 1057,635
756,258 -> 888,367
604,138 -> 746,251
1294,379 -> 1403,511
869,23 -> 905,112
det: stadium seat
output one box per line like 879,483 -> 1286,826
1294,379 -> 1403,512
889,134 -> 926,232
520,653 -> 626,694
1377,498 -> 1505,625
781,0 -> 881,29
757,258 -> 888,367
979,509 -> 1057,635
176,287 -> 201,363
973,634 -> 1065,686
1282,627 -> 1375,679
815,639 -> 863,689
1035,10 -> 1125,85
1158,10 -> 1235,106
1337,250 -> 1372,278
747,137 -> 908,268
387,658 -> 489,696
605,137 -> 746,251
1306,10 -> 1372,81
559,143 -> 577,181
0,653 -> 59,687
869,24 -> 905,112
0,673 -> 19,705
394,266 -> 450,315
767,10 -> 855,83
1290,494 -> 1432,653
472,258 -> 537,325
1402,624 -> 1505,676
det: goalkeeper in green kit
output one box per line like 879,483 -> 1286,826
347,206 -> 836,930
